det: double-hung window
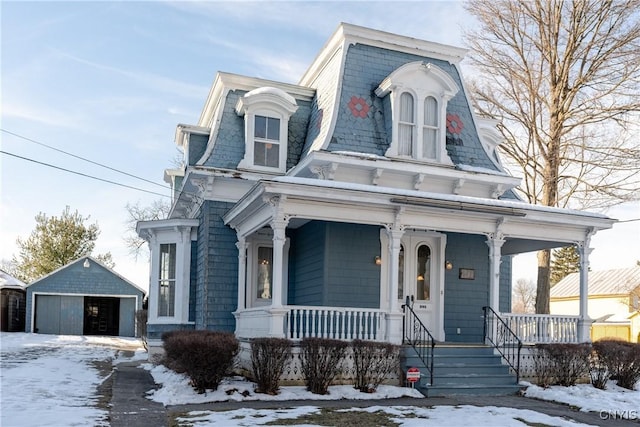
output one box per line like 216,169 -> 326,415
236,87 -> 298,173
253,115 -> 280,168
375,62 -> 459,164
158,243 -> 176,317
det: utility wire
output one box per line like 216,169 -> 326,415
1,128 -> 169,189
1,150 -> 171,198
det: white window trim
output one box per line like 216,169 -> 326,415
236,87 -> 298,173
144,224 -> 197,325
376,62 -> 459,165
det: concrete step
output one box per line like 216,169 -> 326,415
402,343 -> 520,396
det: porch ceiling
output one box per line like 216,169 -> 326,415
223,177 -> 615,248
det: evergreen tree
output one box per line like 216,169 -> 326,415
12,206 -> 114,282
550,246 -> 580,286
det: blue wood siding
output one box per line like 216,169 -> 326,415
288,221 -> 326,306
147,323 -> 195,341
288,221 -> 381,308
119,297 -> 136,337
195,200 -> 237,332
325,222 -> 380,308
443,233 -> 490,343
499,256 -> 513,313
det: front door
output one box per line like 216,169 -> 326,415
399,233 -> 445,341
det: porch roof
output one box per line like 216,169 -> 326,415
223,177 -> 615,254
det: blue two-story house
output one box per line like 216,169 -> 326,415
137,23 -> 614,391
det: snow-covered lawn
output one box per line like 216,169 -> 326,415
1,333 -> 638,427
0,333 -> 146,427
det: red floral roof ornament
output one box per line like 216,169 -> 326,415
446,113 -> 464,134
348,96 -> 369,118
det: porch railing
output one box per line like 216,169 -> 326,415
286,306 -> 386,341
483,306 -> 522,383
402,296 -> 435,386
499,313 -> 579,344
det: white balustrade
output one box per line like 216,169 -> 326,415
501,313 -> 579,344
286,306 -> 387,341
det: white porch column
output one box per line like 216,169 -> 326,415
387,227 -> 404,311
148,233 -> 159,322
235,237 -> 247,311
385,226 -> 404,344
486,231 -> 505,312
577,238 -> 594,342
268,218 -> 288,337
175,226 -> 192,323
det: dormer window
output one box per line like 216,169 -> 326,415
254,115 -> 280,167
376,62 -> 460,165
236,87 -> 298,173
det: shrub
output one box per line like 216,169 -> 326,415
351,339 -> 400,393
250,337 -> 292,395
589,348 -> 609,390
300,337 -> 348,395
162,330 -> 239,393
534,343 -> 591,387
531,345 -> 554,388
593,340 -> 640,390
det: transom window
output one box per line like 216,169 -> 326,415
375,62 -> 459,164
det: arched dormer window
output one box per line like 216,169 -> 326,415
236,87 -> 298,173
375,62 -> 459,165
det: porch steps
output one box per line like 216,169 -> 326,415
402,344 -> 524,397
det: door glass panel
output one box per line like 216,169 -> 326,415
397,245 -> 404,300
256,246 -> 273,300
416,244 -> 431,300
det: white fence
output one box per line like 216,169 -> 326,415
501,313 -> 579,344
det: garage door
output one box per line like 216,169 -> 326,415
35,295 -> 83,335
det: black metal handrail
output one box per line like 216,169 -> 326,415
402,296 -> 435,386
483,306 -> 522,383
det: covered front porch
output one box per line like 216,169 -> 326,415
224,177 -> 614,346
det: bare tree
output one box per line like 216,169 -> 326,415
465,0 -> 640,313
124,199 -> 170,260
512,278 -> 536,314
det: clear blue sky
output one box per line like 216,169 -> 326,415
2,1 -> 638,290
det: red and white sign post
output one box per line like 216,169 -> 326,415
406,367 -> 420,388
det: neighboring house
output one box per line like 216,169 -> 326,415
25,256 -> 145,337
137,23 -> 614,389
551,267 -> 640,343
1,270 -> 26,332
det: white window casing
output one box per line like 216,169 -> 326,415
236,87 -> 298,173
376,62 -> 459,165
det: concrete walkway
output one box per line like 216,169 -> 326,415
109,361 -> 167,427
109,361 -> 639,427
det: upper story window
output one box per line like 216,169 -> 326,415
254,115 -> 280,167
236,87 -> 298,173
375,62 -> 460,165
